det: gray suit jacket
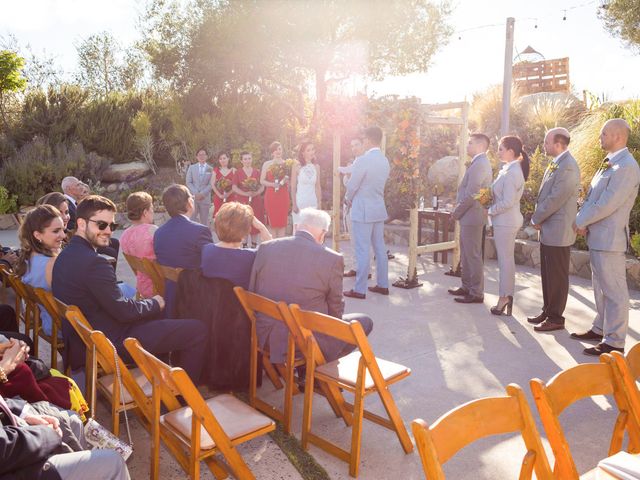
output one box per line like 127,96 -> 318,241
532,150 -> 580,247
345,148 -> 390,223
186,163 -> 213,205
249,231 -> 344,362
489,161 -> 525,228
576,148 -> 640,252
452,153 -> 492,226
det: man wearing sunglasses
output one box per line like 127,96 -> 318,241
52,195 -> 207,383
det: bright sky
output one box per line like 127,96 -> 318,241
2,0 -> 639,103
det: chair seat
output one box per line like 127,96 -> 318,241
98,367 -> 152,405
161,394 -> 275,450
316,351 -> 410,389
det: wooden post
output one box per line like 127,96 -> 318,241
332,132 -> 342,252
451,102 -> 469,271
501,17 -> 515,137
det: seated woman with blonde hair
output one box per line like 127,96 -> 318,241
120,191 -> 158,298
201,201 -> 272,289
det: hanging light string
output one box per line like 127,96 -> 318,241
455,0 -> 599,40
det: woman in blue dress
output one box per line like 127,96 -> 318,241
15,205 -> 67,336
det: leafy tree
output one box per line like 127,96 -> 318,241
140,0 -> 452,133
0,50 -> 27,130
598,0 -> 640,51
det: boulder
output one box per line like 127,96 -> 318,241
101,161 -> 151,183
0,214 -> 19,231
106,183 -> 118,193
427,156 -> 461,192
626,259 -> 640,291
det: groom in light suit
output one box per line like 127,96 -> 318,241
529,128 -> 580,333
449,133 -> 493,303
572,119 -> 640,355
344,126 -> 390,299
186,148 -> 213,226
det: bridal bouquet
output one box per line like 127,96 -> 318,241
270,159 -> 296,192
242,177 -> 260,203
216,177 -> 233,202
473,188 -> 493,208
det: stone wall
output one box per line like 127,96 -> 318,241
382,224 -> 640,291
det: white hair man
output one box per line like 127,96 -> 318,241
249,207 -> 373,369
61,176 -> 82,230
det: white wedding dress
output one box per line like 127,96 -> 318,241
292,163 -> 318,225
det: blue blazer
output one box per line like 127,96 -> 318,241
52,236 -> 162,370
345,148 -> 390,223
154,214 -> 213,315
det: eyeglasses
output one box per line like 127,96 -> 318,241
86,219 -> 118,231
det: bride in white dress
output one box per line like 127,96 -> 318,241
291,142 -> 321,227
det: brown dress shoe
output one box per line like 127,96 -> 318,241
454,295 -> 484,304
343,270 -> 356,277
570,329 -> 604,342
533,320 -> 565,332
368,286 -> 389,295
343,289 -> 366,299
583,342 -> 624,356
527,312 -> 547,324
447,287 -> 469,296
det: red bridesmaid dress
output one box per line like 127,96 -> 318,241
212,167 -> 235,216
264,168 -> 290,228
233,167 -> 264,234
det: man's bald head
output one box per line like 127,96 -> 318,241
544,127 -> 571,157
600,118 -> 631,153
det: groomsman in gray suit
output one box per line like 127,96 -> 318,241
186,148 -> 213,226
572,119 -> 640,355
449,133 -> 492,303
344,126 -> 390,299
529,128 -> 580,332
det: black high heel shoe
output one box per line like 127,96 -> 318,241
490,295 -> 513,316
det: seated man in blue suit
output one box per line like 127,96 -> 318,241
52,195 -> 206,383
154,184 -> 213,315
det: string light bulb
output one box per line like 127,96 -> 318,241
563,9 -> 567,20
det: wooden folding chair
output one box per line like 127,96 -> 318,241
0,263 -> 11,301
530,362 -> 637,479
32,288 -> 65,371
20,283 -> 61,363
155,263 -> 183,283
288,304 -> 413,477
4,273 -> 31,337
601,343 -> 640,453
144,259 -> 166,297
65,305 -> 152,435
412,383 -> 553,480
233,286 -> 303,434
124,337 -> 275,480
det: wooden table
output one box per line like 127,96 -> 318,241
417,208 -> 452,264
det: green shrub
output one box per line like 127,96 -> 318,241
0,186 -> 18,214
631,233 -> 640,258
0,138 -> 110,207
520,147 -> 547,225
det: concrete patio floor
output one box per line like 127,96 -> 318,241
2,228 -> 639,479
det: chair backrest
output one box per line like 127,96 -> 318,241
624,342 -> 640,380
33,288 -> 63,335
64,306 -> 94,349
530,362 -> 630,479
234,286 -> 287,326
143,259 -> 165,297
412,384 -> 553,480
123,253 -> 145,277
156,264 -> 183,283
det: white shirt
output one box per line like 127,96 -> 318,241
64,193 -> 77,206
553,149 -> 569,164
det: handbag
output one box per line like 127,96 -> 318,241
83,342 -> 133,461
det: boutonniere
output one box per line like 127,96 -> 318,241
547,162 -> 559,174
599,159 -> 611,171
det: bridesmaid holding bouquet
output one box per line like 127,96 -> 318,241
233,150 -> 265,247
211,151 -> 236,217
260,141 -> 290,238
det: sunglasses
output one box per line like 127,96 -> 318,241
86,219 -> 119,231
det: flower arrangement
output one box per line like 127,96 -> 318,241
269,159 -> 296,192
216,177 -> 233,202
473,187 -> 493,208
241,177 -> 260,203
547,162 -> 559,174
599,159 -> 611,171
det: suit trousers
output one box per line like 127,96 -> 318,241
118,318 -> 207,384
540,243 -> 570,325
493,225 -> 519,297
45,449 -> 130,480
590,250 -> 629,348
460,224 -> 484,297
352,220 -> 388,293
191,201 -> 211,227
